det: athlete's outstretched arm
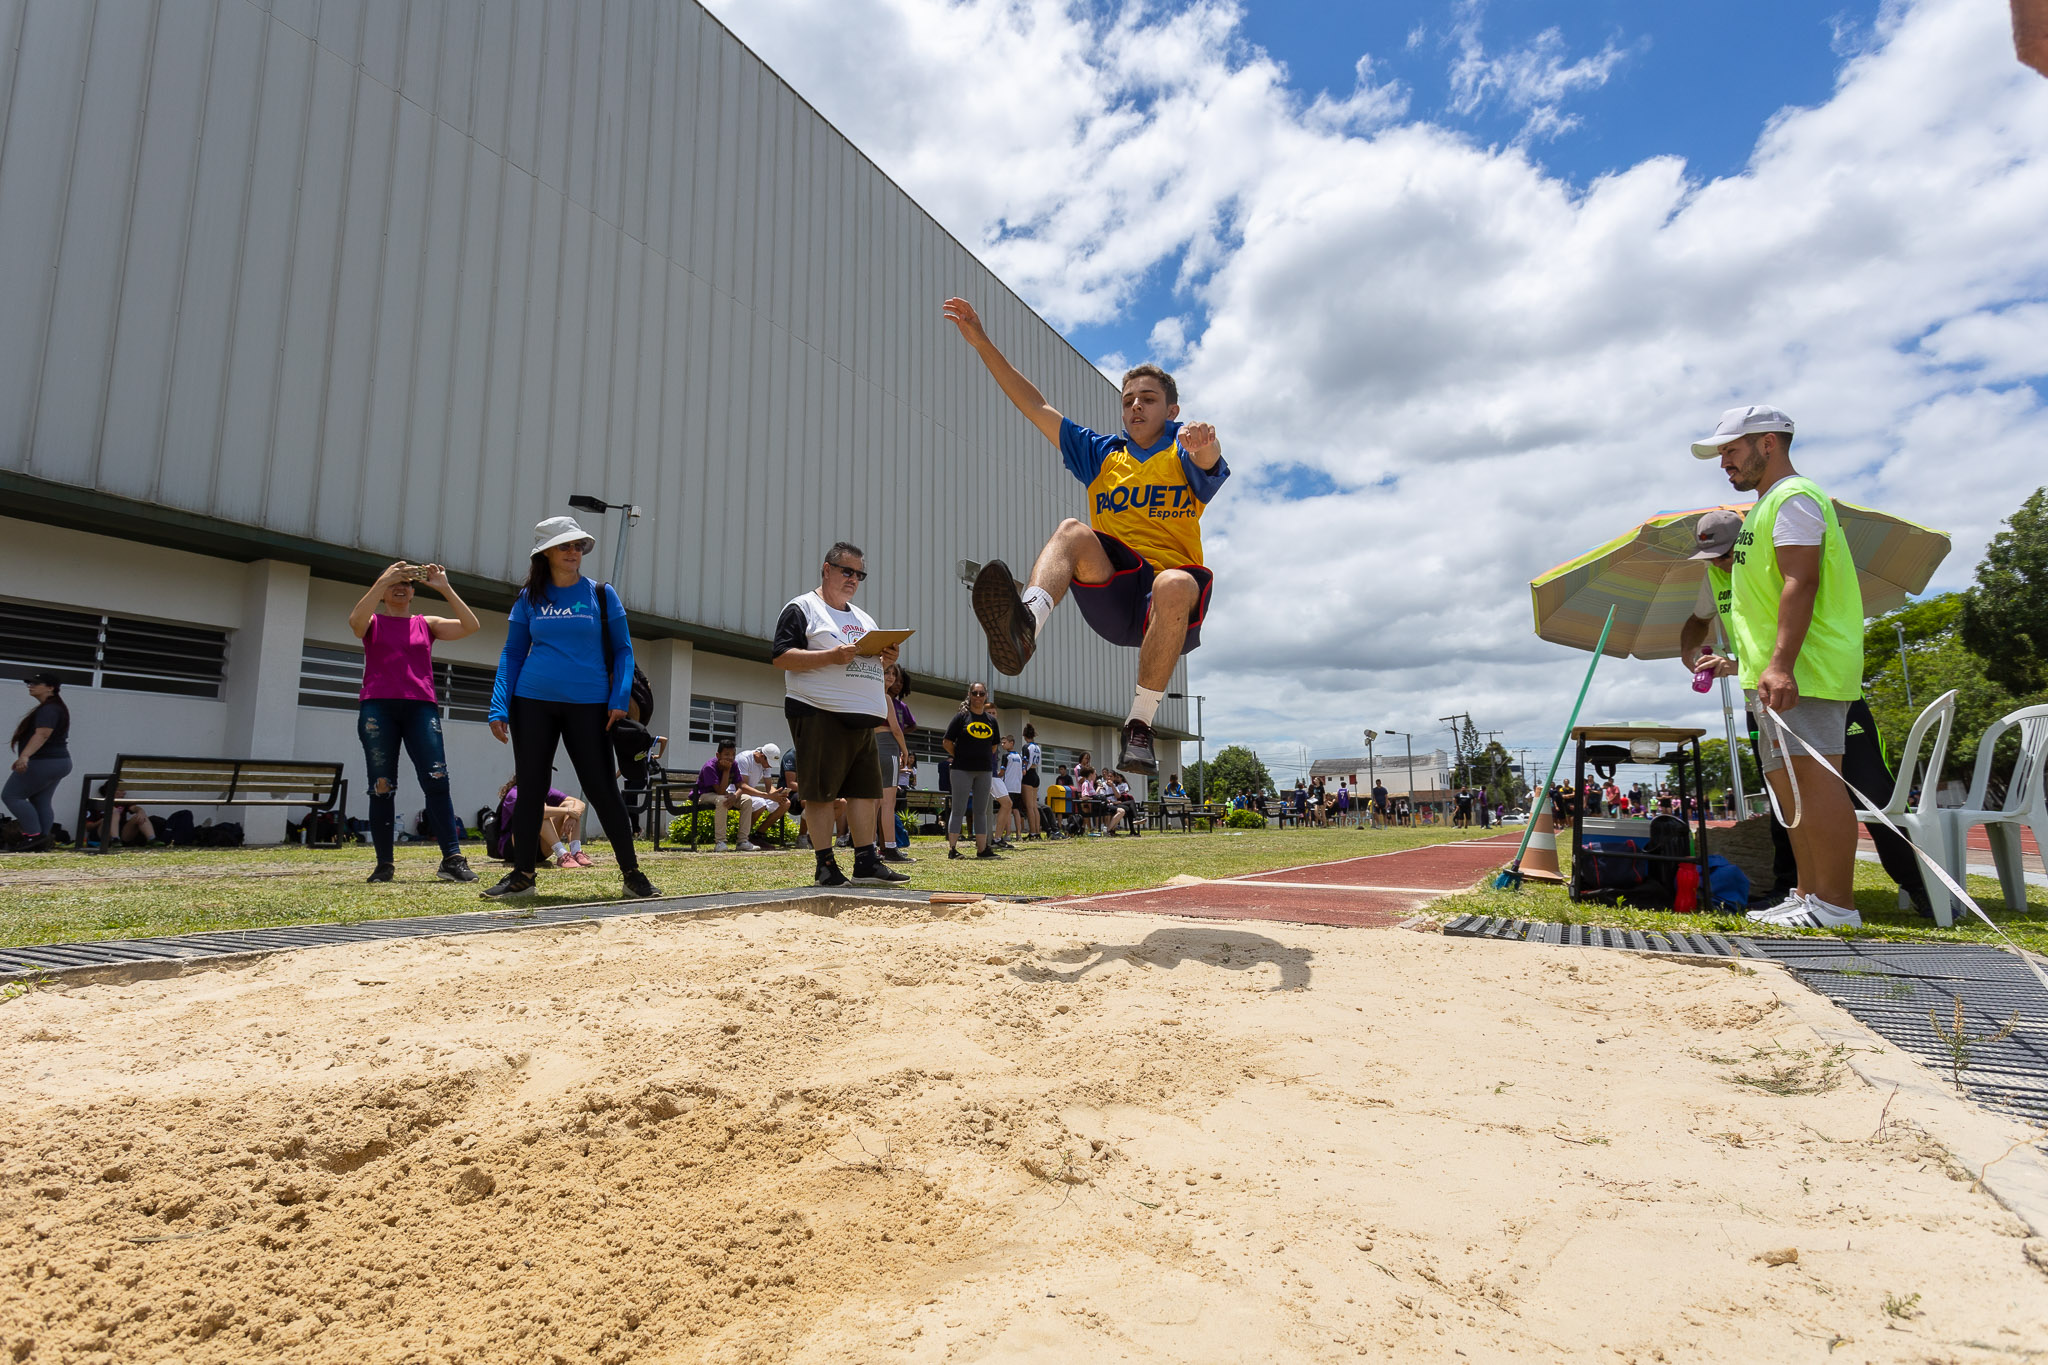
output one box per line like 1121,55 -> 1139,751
1179,421 -> 1223,471
943,297 -> 1063,444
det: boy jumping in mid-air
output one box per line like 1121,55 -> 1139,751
942,296 -> 1229,775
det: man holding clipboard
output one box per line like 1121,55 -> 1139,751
771,541 -> 914,887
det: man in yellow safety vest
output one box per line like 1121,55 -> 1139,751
1690,406 -> 1866,929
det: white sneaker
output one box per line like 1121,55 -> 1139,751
1763,897 -> 1863,930
1747,893 -> 1810,923
714,841 -> 728,853
737,840 -> 760,852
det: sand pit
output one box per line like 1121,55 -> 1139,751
3,897 -> 2045,1363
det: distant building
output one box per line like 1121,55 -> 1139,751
1308,750 -> 1450,798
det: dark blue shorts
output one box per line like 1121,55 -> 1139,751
1070,532 -> 1214,652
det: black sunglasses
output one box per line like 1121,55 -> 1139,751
828,563 -> 868,581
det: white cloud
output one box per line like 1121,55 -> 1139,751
1444,1 -> 1633,142
702,0 -> 2048,769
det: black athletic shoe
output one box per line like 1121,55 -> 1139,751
621,869 -> 660,899
972,559 -> 1036,676
852,852 -> 911,885
436,854 -> 478,883
815,856 -> 849,888
1117,717 -> 1159,776
366,863 -> 396,883
948,847 -> 964,860
481,871 -> 536,900
879,847 -> 914,863
975,848 -> 1003,860
19,833 -> 55,853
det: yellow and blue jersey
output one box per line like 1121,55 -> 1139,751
1060,418 -> 1229,571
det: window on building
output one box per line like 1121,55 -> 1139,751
689,696 -> 738,746
298,645 -> 365,711
905,726 -> 948,764
298,645 -> 496,723
0,598 -> 229,698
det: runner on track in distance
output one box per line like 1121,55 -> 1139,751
941,295 -> 1229,776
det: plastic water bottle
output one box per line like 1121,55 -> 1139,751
1692,665 -> 1716,693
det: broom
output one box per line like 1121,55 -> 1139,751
1493,604 -> 1617,889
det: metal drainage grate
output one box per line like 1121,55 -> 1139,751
1441,915 -> 1767,959
1744,939 -> 2048,1126
0,886 -> 933,980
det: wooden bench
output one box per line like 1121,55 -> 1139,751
74,756 -> 347,852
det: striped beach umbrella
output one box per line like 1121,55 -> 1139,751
1529,501 -> 1950,659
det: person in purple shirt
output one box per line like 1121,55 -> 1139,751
349,560 -> 481,884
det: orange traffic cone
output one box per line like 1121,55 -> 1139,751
1518,806 -> 1565,883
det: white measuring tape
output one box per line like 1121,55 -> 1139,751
1759,705 -> 2048,995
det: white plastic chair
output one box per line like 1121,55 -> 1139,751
1854,689 -> 1958,925
1946,703 -> 2048,917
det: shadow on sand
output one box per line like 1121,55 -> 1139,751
1011,926 -> 1310,992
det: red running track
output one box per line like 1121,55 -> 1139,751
1049,836 -> 1521,929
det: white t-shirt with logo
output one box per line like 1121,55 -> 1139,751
738,752 -> 773,791
1001,751 -> 1024,794
776,590 -> 884,717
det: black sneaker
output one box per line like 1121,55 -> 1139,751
879,846 -> 914,863
948,847 -> 964,860
19,833 -> 55,853
975,848 -> 1003,860
1117,717 -> 1158,776
815,856 -> 849,888
481,871 -> 536,900
972,559 -> 1036,676
436,854 -> 478,883
366,863 -> 396,883
621,869 -> 660,899
852,853 -> 911,886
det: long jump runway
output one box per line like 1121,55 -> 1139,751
1048,835 -> 1522,928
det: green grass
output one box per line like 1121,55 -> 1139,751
0,824 -> 1493,949
1428,845 -> 2048,956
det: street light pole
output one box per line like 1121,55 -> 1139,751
1385,729 -> 1412,819
568,493 -> 642,587
1363,729 -> 1376,792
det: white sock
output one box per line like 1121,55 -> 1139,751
1129,685 -> 1164,726
551,841 -> 569,859
1022,585 -> 1054,633
568,839 -> 582,854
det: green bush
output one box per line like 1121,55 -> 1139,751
666,809 -> 802,846
1225,807 -> 1268,829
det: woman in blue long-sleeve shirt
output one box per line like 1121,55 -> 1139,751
481,516 -> 660,901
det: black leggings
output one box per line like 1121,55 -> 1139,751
509,696 -> 640,877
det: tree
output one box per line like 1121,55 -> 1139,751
1961,487 -> 2048,695
1695,737 -> 1761,803
1452,740 -> 1519,805
1864,591 -> 2045,782
1204,745 -> 1273,800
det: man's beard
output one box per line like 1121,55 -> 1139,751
1728,449 -> 1768,491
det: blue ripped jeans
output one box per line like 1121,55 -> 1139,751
357,698 -> 461,863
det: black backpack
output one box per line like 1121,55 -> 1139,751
479,805 -> 508,861
162,809 -> 197,846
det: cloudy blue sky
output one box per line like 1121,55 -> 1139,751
705,0 -> 2048,779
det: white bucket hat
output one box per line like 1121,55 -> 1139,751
531,515 -> 596,556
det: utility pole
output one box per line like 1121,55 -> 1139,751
1362,729 -> 1377,792
1439,712 -> 1472,788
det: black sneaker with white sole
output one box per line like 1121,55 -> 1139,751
480,871 -> 536,900
972,559 -> 1036,676
852,851 -> 911,885
436,854 -> 478,883
366,863 -> 395,884
815,855 -> 849,888
621,869 -> 660,899
1117,717 -> 1159,776
879,846 -> 914,863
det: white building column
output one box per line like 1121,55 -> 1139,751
642,637 -> 695,740
221,559 -> 310,758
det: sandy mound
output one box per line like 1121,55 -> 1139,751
2,899 -> 2043,1363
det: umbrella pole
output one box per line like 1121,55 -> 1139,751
1712,617 -> 1747,817
1496,605 -> 1616,889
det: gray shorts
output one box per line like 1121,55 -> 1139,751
1746,692 -> 1849,774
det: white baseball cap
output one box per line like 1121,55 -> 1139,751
1690,405 -> 1794,459
756,743 -> 782,766
531,515 -> 596,555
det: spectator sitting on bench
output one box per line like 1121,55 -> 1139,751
735,742 -> 791,848
1164,774 -> 1186,799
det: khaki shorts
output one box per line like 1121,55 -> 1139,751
1747,693 -> 1849,774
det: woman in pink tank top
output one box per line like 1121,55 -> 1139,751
349,562 -> 481,884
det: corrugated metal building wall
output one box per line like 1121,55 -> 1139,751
0,0 -> 1188,731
